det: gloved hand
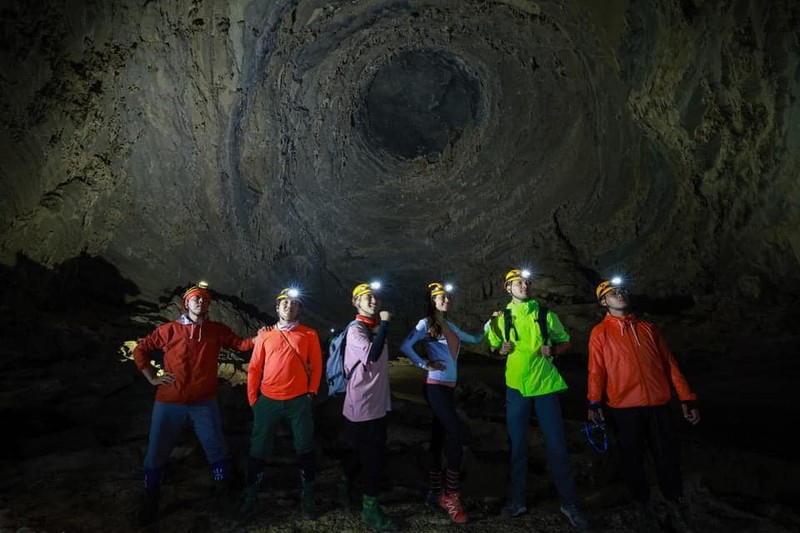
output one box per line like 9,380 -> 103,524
681,400 -> 700,425
587,402 -> 604,424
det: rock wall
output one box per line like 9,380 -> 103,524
1,0 -> 798,329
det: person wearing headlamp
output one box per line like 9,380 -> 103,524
485,269 -> 588,530
132,281 -> 258,526
399,282 -> 484,523
588,278 -> 699,531
337,281 -> 398,532
239,287 -> 322,520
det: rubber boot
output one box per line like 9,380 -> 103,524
135,488 -> 159,527
635,500 -> 659,532
212,478 -> 234,516
361,495 -> 399,532
238,456 -> 265,519
335,474 -> 351,510
666,497 -> 693,533
300,480 -> 316,520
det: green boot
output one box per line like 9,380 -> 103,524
335,475 -> 351,509
238,485 -> 259,518
361,495 -> 399,532
301,480 -> 316,520
238,456 -> 264,519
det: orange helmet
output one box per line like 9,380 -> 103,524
183,281 -> 211,309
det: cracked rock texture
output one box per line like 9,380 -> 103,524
1,0 -> 798,328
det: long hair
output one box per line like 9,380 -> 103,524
426,289 -> 444,339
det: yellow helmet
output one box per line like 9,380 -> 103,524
504,268 -> 531,285
352,281 -> 381,300
596,277 -> 625,301
427,282 -> 453,296
276,287 -> 301,302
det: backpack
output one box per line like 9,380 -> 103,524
325,320 -> 368,397
503,305 -> 549,346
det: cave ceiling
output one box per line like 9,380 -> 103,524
0,0 -> 798,327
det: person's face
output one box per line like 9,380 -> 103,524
186,295 -> 207,315
601,287 -> 629,311
355,293 -> 379,317
276,298 -> 301,322
433,293 -> 451,312
506,278 -> 532,301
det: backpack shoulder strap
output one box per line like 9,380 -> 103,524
503,308 -> 512,342
348,319 -> 373,340
538,306 -> 550,346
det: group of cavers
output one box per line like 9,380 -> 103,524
131,268 -> 700,532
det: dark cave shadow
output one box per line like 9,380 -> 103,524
0,252 -> 153,464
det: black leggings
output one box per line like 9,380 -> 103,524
343,416 -> 387,497
425,383 -> 467,471
610,404 -> 683,502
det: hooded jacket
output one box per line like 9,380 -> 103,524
486,299 -> 571,397
134,316 -> 254,403
588,313 -> 697,408
246,324 -> 322,406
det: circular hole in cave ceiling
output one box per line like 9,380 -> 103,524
362,48 -> 483,159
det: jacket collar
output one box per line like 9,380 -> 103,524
507,298 -> 540,315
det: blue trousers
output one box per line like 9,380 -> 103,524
506,387 -> 577,507
143,400 -> 228,473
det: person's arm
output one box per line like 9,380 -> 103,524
542,342 -> 572,357
246,331 -> 268,407
307,330 -> 323,396
486,313 -> 513,356
221,324 -> 256,352
654,326 -> 700,425
367,321 -> 388,362
541,310 -> 571,357
399,321 -> 431,369
448,321 -> 485,345
587,326 -> 607,423
133,325 -> 175,386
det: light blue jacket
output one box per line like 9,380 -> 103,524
399,318 -> 484,383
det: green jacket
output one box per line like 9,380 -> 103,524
486,299 -> 570,397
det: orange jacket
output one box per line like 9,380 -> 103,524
134,319 -> 254,403
588,313 -> 697,408
247,325 -> 322,406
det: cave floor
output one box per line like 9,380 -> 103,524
1,352 -> 799,533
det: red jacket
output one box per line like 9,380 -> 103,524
588,313 -> 697,408
134,318 -> 254,403
247,325 -> 322,406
